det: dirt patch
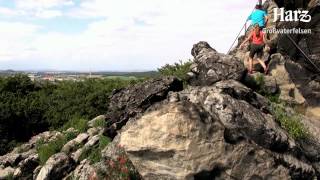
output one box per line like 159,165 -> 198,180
306,107 -> 320,121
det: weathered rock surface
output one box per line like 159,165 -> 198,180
0,115 -> 108,180
0,166 -> 14,179
268,54 -> 307,108
72,160 -> 95,180
87,115 -> 106,128
36,153 -> 74,180
62,133 -> 89,154
104,76 -> 183,138
109,80 -> 319,180
244,72 -> 279,94
273,0 -> 320,72
232,1 -> 320,120
188,41 -> 246,86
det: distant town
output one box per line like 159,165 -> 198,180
0,70 -> 159,82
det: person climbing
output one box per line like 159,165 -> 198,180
239,24 -> 268,74
246,4 -> 268,30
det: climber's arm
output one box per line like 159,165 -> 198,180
265,15 -> 268,26
240,33 -> 252,49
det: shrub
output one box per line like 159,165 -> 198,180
37,131 -> 77,165
4,173 -> 14,180
254,73 -> 265,89
246,73 -> 309,140
158,60 -> 192,86
271,103 -> 309,140
92,118 -> 106,128
0,75 -> 143,155
244,73 -> 266,93
79,135 -> 110,164
62,117 -> 88,133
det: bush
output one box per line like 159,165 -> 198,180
0,74 -> 142,155
79,135 -> 110,164
62,117 -> 88,133
271,103 -> 309,140
246,73 -> 309,140
158,60 -> 192,86
37,131 -> 77,165
92,117 -> 106,128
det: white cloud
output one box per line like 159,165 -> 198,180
0,22 -> 40,61
35,9 -> 63,18
15,0 -> 74,9
0,0 -> 72,19
0,7 -> 23,16
0,0 -> 257,70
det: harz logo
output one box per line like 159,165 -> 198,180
273,8 -> 311,22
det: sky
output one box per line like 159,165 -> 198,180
0,0 -> 257,71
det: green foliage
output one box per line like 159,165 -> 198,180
79,135 -> 110,164
158,60 -> 192,85
245,73 -> 308,140
265,93 -> 280,104
254,73 -> 265,89
245,73 -> 266,93
62,117 -> 88,133
37,132 -> 77,165
92,117 -> 106,128
271,103 -> 309,140
0,74 -> 141,155
5,173 -> 14,180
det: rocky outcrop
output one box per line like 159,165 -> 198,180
35,153 -> 74,180
268,54 -> 307,107
0,167 -> 14,179
72,159 -> 95,180
0,116 -> 106,180
188,41 -> 246,86
104,76 -> 183,138
232,1 -> 320,120
108,80 -> 319,179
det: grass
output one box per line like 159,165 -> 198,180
245,73 -> 269,95
92,117 -> 106,128
36,131 -> 77,165
246,73 -> 309,140
255,73 -> 265,89
158,59 -> 193,87
271,103 -> 309,140
5,173 -> 14,180
79,135 -> 110,164
62,117 -> 88,133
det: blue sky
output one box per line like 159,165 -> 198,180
0,0 -> 257,71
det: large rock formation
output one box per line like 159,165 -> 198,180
105,79 -> 319,179
36,153 -> 74,180
268,53 -> 307,108
232,1 -> 320,120
0,117 -> 105,180
104,76 -> 183,138
188,41 -> 246,86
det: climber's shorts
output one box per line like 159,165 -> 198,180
249,44 -> 264,59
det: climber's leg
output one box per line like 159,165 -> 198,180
263,45 -> 270,62
255,44 -> 267,74
257,58 -> 267,74
249,57 -> 253,74
248,44 -> 255,74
